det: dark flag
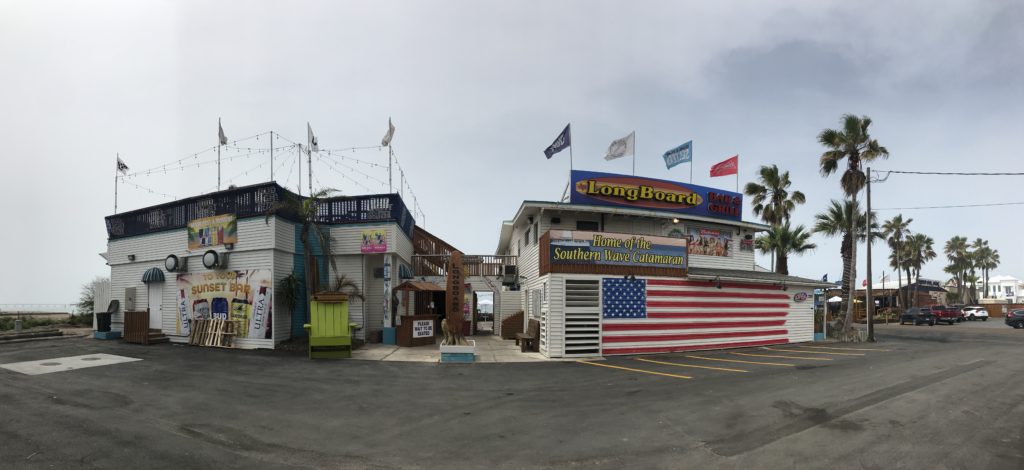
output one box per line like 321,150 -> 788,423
544,123 -> 571,159
821,273 -> 828,282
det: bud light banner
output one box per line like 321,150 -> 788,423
569,170 -> 742,221
175,269 -> 273,340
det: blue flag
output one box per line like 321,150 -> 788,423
544,124 -> 572,159
662,140 -> 692,169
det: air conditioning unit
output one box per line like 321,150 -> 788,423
502,265 -> 518,286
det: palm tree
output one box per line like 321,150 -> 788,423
265,188 -> 340,328
944,236 -> 970,304
818,114 -> 889,335
744,165 -> 807,273
744,165 -> 806,226
906,233 -> 936,306
754,222 -> 816,275
881,215 -> 913,309
813,199 -> 879,329
974,244 -> 1000,298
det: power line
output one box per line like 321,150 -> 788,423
878,170 -> 1024,176
875,201 -> 1024,211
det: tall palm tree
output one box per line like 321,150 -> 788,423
754,222 -> 816,275
944,236 -> 970,304
265,188 -> 340,328
818,114 -> 889,334
881,215 -> 913,309
907,233 -> 937,306
813,199 -> 879,328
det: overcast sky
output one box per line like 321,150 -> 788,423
1,0 -> 1022,305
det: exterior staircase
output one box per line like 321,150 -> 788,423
147,329 -> 169,344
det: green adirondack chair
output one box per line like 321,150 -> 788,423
304,294 -> 359,359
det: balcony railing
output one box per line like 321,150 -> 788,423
105,182 -> 415,240
413,254 -> 517,277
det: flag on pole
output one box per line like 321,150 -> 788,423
710,155 -> 739,177
662,141 -> 692,169
381,117 -> 395,147
307,122 -> 319,152
544,123 -> 571,159
603,131 -> 635,161
218,119 -> 228,146
116,157 -> 129,174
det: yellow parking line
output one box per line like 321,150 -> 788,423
685,355 -> 796,367
731,352 -> 832,361
798,345 -> 891,352
635,357 -> 748,373
766,347 -> 864,357
576,360 -> 692,379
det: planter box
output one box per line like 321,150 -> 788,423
440,340 -> 475,363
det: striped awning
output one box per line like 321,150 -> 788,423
142,267 -> 165,283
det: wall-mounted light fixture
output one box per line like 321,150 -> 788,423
672,218 -> 680,224
127,254 -> 136,261
224,242 -> 235,251
714,275 -> 722,289
528,215 -> 535,224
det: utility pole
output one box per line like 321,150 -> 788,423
866,166 -> 875,342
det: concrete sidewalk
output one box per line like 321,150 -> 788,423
352,334 -> 546,362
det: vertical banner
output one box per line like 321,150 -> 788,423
383,258 -> 392,328
175,270 -> 273,339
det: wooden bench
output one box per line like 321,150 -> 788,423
515,319 -> 540,353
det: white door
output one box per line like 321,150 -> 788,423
147,283 -> 163,330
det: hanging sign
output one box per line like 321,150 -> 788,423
361,229 -> 388,253
569,170 -> 742,221
187,214 -> 238,250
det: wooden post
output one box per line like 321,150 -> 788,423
443,251 -> 466,345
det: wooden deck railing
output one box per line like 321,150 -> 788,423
413,255 -> 517,277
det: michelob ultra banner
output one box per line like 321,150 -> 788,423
175,269 -> 273,339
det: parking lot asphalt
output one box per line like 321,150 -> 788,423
1,325 -> 1022,470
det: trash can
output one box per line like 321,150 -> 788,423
96,312 -> 112,332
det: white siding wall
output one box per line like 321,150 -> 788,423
109,217 -> 280,349
785,287 -> 814,344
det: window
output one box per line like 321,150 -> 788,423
525,227 -> 531,246
1006,286 -> 1014,296
577,220 -> 599,231
532,222 -> 539,244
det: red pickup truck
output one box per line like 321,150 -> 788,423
928,305 -> 961,325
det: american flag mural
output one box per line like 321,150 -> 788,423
601,278 -> 791,355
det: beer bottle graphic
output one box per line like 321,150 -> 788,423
193,298 -> 210,321
248,286 -> 271,339
230,286 -> 252,336
211,297 -> 229,321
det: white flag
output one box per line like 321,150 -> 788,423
116,156 -> 129,174
604,131 -> 635,161
218,118 -> 227,146
381,117 -> 395,147
307,122 -> 319,152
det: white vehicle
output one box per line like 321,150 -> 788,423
962,306 -> 989,321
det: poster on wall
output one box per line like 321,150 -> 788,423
175,269 -> 273,339
686,228 -> 733,257
740,238 -> 754,253
361,229 -> 388,253
187,214 -> 238,250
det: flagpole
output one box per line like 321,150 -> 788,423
632,131 -> 636,176
217,118 -> 222,191
114,153 -> 119,214
389,146 -> 393,193
308,146 -> 312,196
270,131 -> 274,182
298,144 -> 302,196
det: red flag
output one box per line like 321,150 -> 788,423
710,155 -> 738,177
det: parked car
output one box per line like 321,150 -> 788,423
962,306 -> 989,321
1006,309 -> 1024,329
950,304 -> 967,322
901,308 -> 936,326
928,305 -> 960,325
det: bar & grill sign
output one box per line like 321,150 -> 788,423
549,231 -> 687,269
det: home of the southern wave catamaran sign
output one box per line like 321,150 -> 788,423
540,230 -> 687,277
569,170 -> 742,221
